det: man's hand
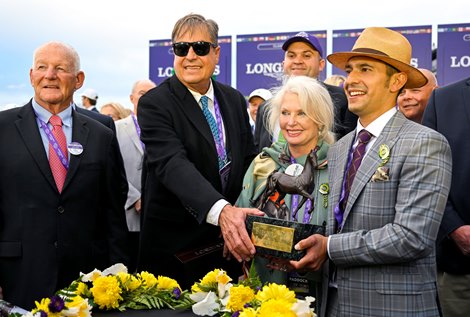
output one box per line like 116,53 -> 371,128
219,205 -> 264,262
134,199 -> 142,214
289,234 -> 328,271
0,286 -> 3,299
450,225 -> 470,256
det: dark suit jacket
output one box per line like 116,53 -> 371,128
254,82 -> 356,151
137,76 -> 256,287
0,102 -> 130,309
75,107 -> 128,205
423,77 -> 470,274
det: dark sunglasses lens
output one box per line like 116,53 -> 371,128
173,43 -> 190,57
193,42 -> 211,56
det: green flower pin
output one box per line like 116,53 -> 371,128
378,144 -> 390,167
319,183 -> 329,208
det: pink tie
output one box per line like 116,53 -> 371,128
49,115 -> 67,192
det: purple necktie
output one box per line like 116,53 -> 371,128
336,129 -> 373,225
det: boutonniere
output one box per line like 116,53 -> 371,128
319,183 -> 329,207
372,144 -> 390,182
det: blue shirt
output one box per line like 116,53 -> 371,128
31,100 -> 73,160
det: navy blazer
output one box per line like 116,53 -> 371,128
0,102 -> 130,309
423,77 -> 470,274
136,76 -> 256,286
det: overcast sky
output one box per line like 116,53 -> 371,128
0,0 -> 468,110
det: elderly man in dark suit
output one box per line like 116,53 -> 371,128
423,77 -> 470,317
137,13 -> 262,288
0,41 -> 130,309
287,27 -> 452,317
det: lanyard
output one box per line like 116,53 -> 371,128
290,156 -> 312,223
131,113 -> 145,150
212,98 -> 227,165
36,115 -> 69,170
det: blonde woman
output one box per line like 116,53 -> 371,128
100,102 -> 131,121
236,75 -> 335,310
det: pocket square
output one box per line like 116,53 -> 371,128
371,166 -> 389,182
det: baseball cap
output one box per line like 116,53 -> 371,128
248,88 -> 272,102
81,88 -> 98,101
282,31 -> 323,58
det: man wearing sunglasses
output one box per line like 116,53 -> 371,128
137,13 -> 262,288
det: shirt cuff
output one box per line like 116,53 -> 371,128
327,235 -> 332,259
206,199 -> 230,226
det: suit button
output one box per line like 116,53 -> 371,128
54,241 -> 58,248
57,206 -> 65,213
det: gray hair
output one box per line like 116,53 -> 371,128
32,41 -> 81,74
171,13 -> 218,45
266,76 -> 335,144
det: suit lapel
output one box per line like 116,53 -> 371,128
343,112 -> 404,219
15,103 -> 57,190
63,110 -> 89,191
125,116 -> 144,155
170,77 -> 216,153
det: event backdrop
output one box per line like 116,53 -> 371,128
437,23 -> 470,86
148,36 -> 232,86
149,24 -> 470,95
331,25 -> 433,77
236,31 -> 327,97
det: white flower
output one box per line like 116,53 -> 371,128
291,296 -> 316,317
191,291 -> 220,316
80,269 -> 102,282
190,291 -> 209,303
102,263 -> 128,276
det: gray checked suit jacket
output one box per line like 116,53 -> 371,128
323,111 -> 452,317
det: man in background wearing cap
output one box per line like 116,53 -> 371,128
287,27 -> 452,316
81,88 -> 99,112
254,31 -> 357,151
247,88 -> 272,134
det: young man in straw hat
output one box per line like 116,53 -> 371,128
285,27 -> 452,316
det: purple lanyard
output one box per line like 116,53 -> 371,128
290,156 -> 312,223
212,98 -> 227,164
131,113 -> 145,150
36,116 -> 69,170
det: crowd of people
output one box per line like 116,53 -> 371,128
0,12 -> 468,317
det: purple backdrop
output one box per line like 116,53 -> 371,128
148,36 -> 232,86
332,25 -> 432,77
437,23 -> 470,86
236,31 -> 327,97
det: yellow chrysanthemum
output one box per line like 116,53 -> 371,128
239,307 -> 258,317
90,275 -> 123,309
256,283 -> 296,304
200,269 -> 220,285
226,285 -> 255,312
258,299 -> 296,317
138,271 -> 158,289
156,276 -> 181,291
76,282 -> 89,296
32,298 -> 51,314
117,272 -> 141,291
63,296 -> 92,317
191,282 -> 202,293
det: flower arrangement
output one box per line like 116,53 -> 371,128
189,266 -> 316,317
9,263 -> 193,317
8,264 -> 316,317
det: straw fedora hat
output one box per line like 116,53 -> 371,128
327,27 -> 427,89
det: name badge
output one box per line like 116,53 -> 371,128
67,142 -> 83,155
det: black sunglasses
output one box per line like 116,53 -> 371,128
172,41 -> 217,57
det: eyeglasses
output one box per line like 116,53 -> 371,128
172,41 -> 217,57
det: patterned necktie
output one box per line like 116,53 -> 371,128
49,115 -> 67,192
201,95 -> 223,169
339,129 -> 373,215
